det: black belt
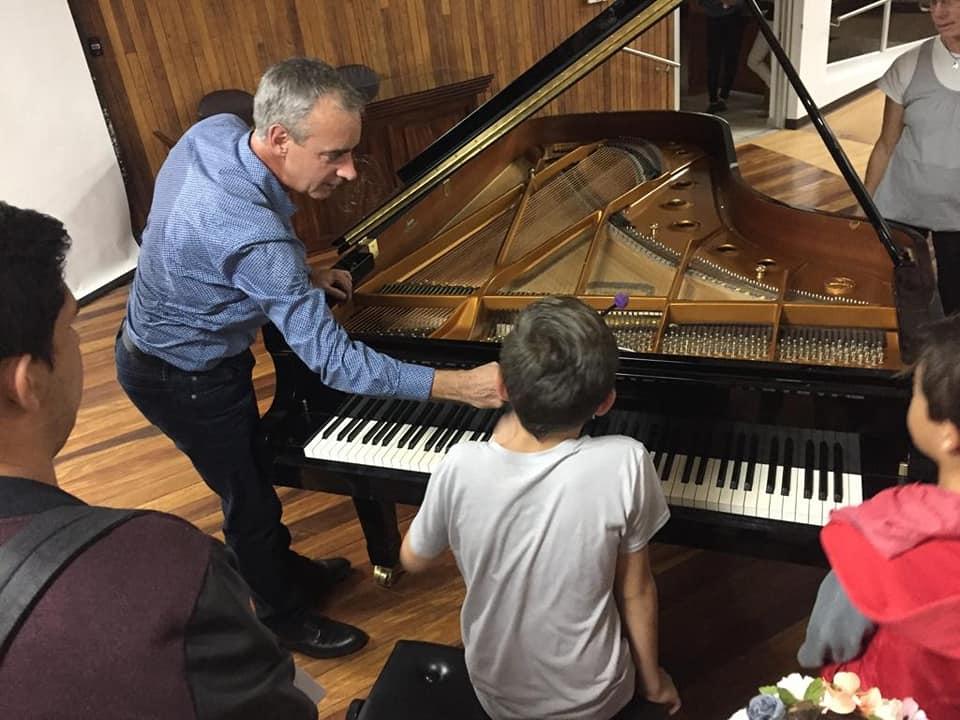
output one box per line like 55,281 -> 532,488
119,322 -> 168,367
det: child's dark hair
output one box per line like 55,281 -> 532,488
914,313 -> 960,428
0,202 -> 71,365
500,296 -> 618,439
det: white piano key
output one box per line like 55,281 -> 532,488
694,458 -> 714,509
680,457 -> 700,507
847,472 -> 863,506
790,468 -> 810,524
743,462 -> 764,518
717,463 -> 737,514
768,466 -> 784,520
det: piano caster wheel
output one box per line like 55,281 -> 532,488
373,565 -> 402,587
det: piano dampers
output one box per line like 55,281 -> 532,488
662,323 -> 772,360
505,145 -> 656,264
481,308 -> 661,353
343,305 -> 453,338
777,326 -> 885,368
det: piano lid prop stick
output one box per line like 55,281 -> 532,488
600,292 -> 629,317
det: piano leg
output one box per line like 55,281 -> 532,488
352,498 -> 403,586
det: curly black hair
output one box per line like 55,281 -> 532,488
0,201 -> 71,364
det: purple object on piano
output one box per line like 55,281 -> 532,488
600,292 -> 629,316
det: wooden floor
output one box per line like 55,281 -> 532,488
58,92 -> 884,720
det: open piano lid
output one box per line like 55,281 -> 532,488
331,0 -> 939,363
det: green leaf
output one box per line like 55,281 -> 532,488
777,688 -> 799,705
803,678 -> 825,703
759,686 -> 779,696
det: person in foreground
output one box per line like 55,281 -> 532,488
116,58 -> 500,658
0,202 -> 317,719
399,296 -> 680,720
864,0 -> 960,313
798,313 -> 960,718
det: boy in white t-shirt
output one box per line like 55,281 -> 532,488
400,296 -> 680,720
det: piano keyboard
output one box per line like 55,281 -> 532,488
303,400 -> 863,526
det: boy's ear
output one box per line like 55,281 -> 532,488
594,389 -> 617,418
0,354 -> 42,413
941,421 -> 960,456
495,371 -> 509,402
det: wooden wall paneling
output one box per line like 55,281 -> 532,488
71,0 -> 673,243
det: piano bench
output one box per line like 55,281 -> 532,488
346,640 -> 489,720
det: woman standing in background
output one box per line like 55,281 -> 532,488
866,0 -> 960,313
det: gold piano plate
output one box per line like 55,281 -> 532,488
331,112 -> 926,371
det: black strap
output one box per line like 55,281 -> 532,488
0,505 -> 142,655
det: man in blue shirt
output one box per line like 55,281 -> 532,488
116,58 -> 500,658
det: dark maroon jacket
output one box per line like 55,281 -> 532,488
0,476 -> 317,719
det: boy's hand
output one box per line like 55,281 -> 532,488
644,667 -> 681,715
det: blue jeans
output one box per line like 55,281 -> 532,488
115,326 -> 302,618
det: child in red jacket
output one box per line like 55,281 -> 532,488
798,314 -> 960,718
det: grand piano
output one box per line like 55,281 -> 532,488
259,0 -> 940,585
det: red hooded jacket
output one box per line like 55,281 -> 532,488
822,484 -> 960,717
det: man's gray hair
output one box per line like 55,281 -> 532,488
253,58 -> 366,143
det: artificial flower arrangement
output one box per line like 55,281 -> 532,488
728,672 -> 927,720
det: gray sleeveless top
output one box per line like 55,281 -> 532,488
874,39 -> 960,232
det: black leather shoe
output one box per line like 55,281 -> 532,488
287,552 -> 351,601
266,610 -> 369,659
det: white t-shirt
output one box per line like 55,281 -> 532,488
878,38 -> 960,104
407,435 -> 670,720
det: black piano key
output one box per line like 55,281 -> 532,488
321,395 -> 364,439
434,405 -> 470,451
396,401 -> 432,447
729,432 -> 746,491
361,399 -> 397,444
680,431 -> 697,484
694,428 -> 711,486
647,424 -> 662,464
442,424 -> 470,452
403,403 -> 442,448
716,430 -> 733,488
660,424 -> 677,479
818,441 -> 830,502
803,439 -> 816,500
766,435 -> 780,494
337,398 -> 376,441
607,410 -> 629,435
423,404 -> 457,451
781,437 -> 794,496
479,409 -> 501,441
744,433 -> 760,492
620,412 -> 640,441
347,400 -> 385,442
375,400 -> 414,445
833,443 -> 845,503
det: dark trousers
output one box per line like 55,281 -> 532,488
932,230 -> 960,316
706,13 -> 746,102
115,328 -> 302,618
610,694 -> 667,720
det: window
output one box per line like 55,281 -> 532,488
829,0 -> 935,64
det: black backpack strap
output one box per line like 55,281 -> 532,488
0,505 -> 142,655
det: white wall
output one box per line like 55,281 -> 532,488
0,0 -> 138,300
786,1 -> 927,122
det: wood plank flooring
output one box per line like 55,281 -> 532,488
57,92 -> 884,720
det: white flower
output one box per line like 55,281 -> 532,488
728,711 -> 749,720
872,699 -> 904,720
776,673 -> 815,702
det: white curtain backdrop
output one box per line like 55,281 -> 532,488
0,0 -> 138,300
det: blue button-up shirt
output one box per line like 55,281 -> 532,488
126,114 -> 434,399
